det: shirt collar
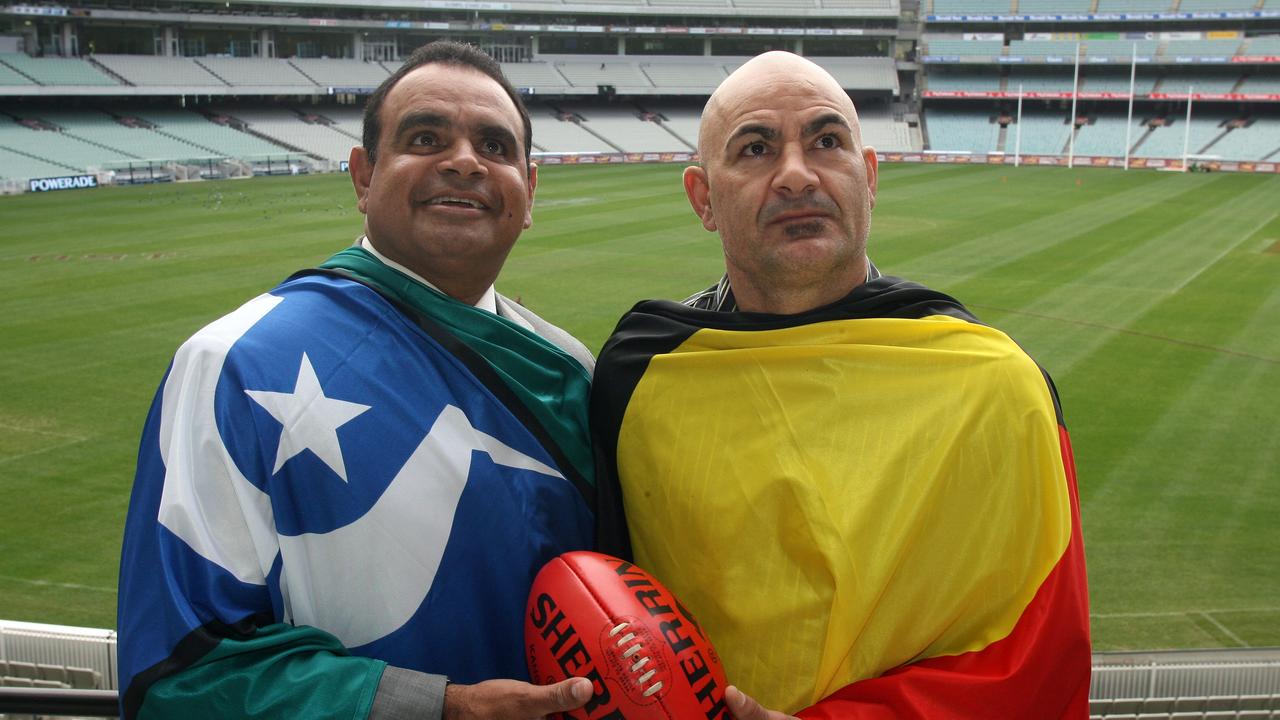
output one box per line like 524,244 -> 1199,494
360,236 -> 498,315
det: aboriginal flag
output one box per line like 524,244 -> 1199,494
592,276 -> 1090,718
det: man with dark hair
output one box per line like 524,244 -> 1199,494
118,41 -> 596,719
593,51 -> 1090,719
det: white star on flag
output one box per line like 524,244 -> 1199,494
245,352 -> 371,482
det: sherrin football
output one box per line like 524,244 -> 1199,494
526,551 -> 731,720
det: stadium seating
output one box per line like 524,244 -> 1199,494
527,105 -> 618,153
132,110 -> 292,158
0,60 -> 35,85
0,118 -> 137,170
226,108 -> 358,162
559,103 -> 686,152
35,111 -> 216,162
288,58 -> 389,88
1179,0 -> 1256,10
1008,67 -> 1076,92
1132,114 -> 1228,158
501,61 -> 571,93
1095,0 -> 1174,12
1007,109 -> 1074,155
1158,70 -> 1244,94
923,37 -> 1005,57
1206,117 -> 1280,160
194,57 -> 316,88
1072,112 -> 1133,156
1162,39 -> 1246,57
639,61 -> 728,90
1084,40 -> 1159,58
641,102 -> 703,149
925,108 -> 1000,153
1082,70 -> 1159,94
819,58 -> 899,92
1009,39 -> 1082,57
856,106 -> 916,151
1243,36 -> 1280,55
553,60 -> 653,91
0,53 -> 117,86
927,66 -> 1002,91
1016,0 -> 1091,11
933,0 -> 1014,13
91,54 -> 226,86
1238,71 -> 1280,93
0,145 -> 80,181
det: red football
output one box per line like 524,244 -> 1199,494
526,551 -> 731,720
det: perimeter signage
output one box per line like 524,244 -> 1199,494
28,175 -> 97,192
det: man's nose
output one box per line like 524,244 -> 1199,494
438,141 -> 487,177
771,143 -> 819,196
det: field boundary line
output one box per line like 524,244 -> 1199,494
1092,608 -> 1280,618
0,421 -> 84,439
0,435 -> 92,466
0,574 -> 116,594
1169,210 -> 1279,294
967,304 -> 1279,365
1196,612 -> 1250,647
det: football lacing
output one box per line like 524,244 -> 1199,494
609,622 -> 664,697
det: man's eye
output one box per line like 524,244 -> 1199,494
481,139 -> 505,155
411,133 -> 437,147
816,134 -> 839,149
742,142 -> 768,157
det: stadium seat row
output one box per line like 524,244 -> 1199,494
0,660 -> 100,689
1090,694 -> 1280,714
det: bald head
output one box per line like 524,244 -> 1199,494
698,52 -> 863,165
682,50 -> 879,315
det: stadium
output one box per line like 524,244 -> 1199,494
1,0 -> 1278,717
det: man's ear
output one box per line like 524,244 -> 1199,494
863,145 -> 879,211
523,162 -> 538,229
683,164 -> 717,232
349,146 -> 373,215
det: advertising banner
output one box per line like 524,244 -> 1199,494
28,175 -> 97,192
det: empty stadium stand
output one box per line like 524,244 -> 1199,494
925,108 -> 1000,154
225,108 -> 359,162
0,54 -> 116,86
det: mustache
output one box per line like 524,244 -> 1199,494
759,195 -> 839,224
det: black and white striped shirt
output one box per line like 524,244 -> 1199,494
682,259 -> 883,312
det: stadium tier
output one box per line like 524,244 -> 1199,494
560,103 -> 691,152
0,53 -> 116,86
224,108 -> 360,162
924,108 -> 1001,154
91,55 -> 224,87
1133,114 -> 1233,159
1008,109 -> 1076,156
927,66 -> 1002,91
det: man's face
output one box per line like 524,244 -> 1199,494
350,63 -> 535,302
685,57 -> 877,311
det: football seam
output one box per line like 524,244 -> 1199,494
563,556 -> 679,720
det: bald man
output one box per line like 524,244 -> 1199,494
591,52 -> 1091,719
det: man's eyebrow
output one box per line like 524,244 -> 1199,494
395,111 -> 448,139
478,123 -> 519,153
803,113 -> 852,137
726,123 -> 778,150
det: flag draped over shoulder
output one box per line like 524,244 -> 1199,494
118,248 -> 595,720
592,276 -> 1090,718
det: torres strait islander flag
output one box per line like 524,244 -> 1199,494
117,249 -> 595,720
591,276 -> 1091,719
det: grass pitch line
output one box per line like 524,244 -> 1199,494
0,435 -> 92,466
1196,612 -> 1251,648
0,575 -> 116,595
1092,608 -> 1280,618
1169,211 -> 1279,294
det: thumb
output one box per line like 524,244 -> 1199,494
539,676 -> 593,713
726,685 -> 759,720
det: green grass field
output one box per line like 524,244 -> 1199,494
1,163 -> 1277,651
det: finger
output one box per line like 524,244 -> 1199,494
726,685 -> 763,720
538,676 -> 593,713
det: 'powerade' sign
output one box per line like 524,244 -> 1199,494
29,175 -> 97,192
